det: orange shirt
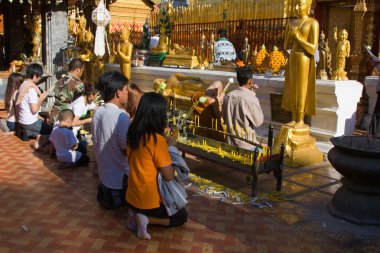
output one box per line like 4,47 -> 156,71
126,134 -> 172,209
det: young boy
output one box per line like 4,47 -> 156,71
49,109 -> 89,167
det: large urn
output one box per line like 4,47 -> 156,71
328,136 -> 380,225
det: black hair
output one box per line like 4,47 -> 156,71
58,109 -> 75,122
25,63 -> 43,79
236,66 -> 253,86
217,28 -> 227,38
83,83 -> 98,96
127,92 -> 167,149
97,71 -> 129,103
5,72 -> 23,111
68,58 -> 84,72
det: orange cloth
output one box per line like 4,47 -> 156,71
126,134 -> 172,210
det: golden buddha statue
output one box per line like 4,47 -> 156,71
151,27 -> 169,54
332,27 -> 350,81
199,34 -> 207,67
79,31 -> 94,83
242,37 -> 251,65
274,0 -> 323,167
318,31 -> 328,80
77,15 -> 88,48
282,0 -> 319,128
209,33 -> 215,65
117,27 -> 133,81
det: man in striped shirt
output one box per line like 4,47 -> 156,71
214,28 -> 237,65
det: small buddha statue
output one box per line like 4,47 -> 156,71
318,31 -> 328,80
77,15 -> 88,48
199,34 -> 207,67
117,27 -> 133,80
79,31 -> 94,82
151,27 -> 169,54
208,33 -> 215,68
332,27 -> 350,81
242,37 -> 250,65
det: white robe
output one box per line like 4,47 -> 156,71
222,87 -> 264,150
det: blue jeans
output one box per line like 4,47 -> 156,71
6,121 -> 16,131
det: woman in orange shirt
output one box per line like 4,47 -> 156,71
126,92 -> 188,240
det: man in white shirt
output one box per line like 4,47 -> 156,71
16,63 -> 52,149
92,71 -> 130,209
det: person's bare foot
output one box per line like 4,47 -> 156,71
136,213 -> 151,240
33,140 -> 40,150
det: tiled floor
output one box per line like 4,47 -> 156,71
0,134 -> 379,253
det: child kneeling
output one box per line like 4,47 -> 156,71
49,109 -> 89,167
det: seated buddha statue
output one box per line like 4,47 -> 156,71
151,28 -> 169,54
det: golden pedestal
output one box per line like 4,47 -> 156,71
273,125 -> 323,167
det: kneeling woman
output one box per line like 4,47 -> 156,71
126,92 -> 188,240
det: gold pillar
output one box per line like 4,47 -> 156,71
350,0 -> 367,82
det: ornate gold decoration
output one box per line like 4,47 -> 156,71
350,0 -> 367,81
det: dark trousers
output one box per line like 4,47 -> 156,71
97,175 -> 128,209
128,203 -> 188,227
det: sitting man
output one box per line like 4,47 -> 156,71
214,28 -> 236,65
92,71 -> 130,209
16,63 -> 52,149
50,58 -> 84,122
222,66 -> 264,150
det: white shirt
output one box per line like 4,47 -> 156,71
92,103 -> 130,189
7,91 -> 18,123
49,127 -> 82,163
69,95 -> 96,137
18,86 -> 39,125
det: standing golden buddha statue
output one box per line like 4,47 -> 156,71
318,31 -> 328,80
282,0 -> 319,128
77,15 -> 88,48
117,27 -> 133,81
208,33 -> 215,69
199,34 -> 207,69
242,37 -> 251,66
274,0 -> 323,167
332,27 -> 350,80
